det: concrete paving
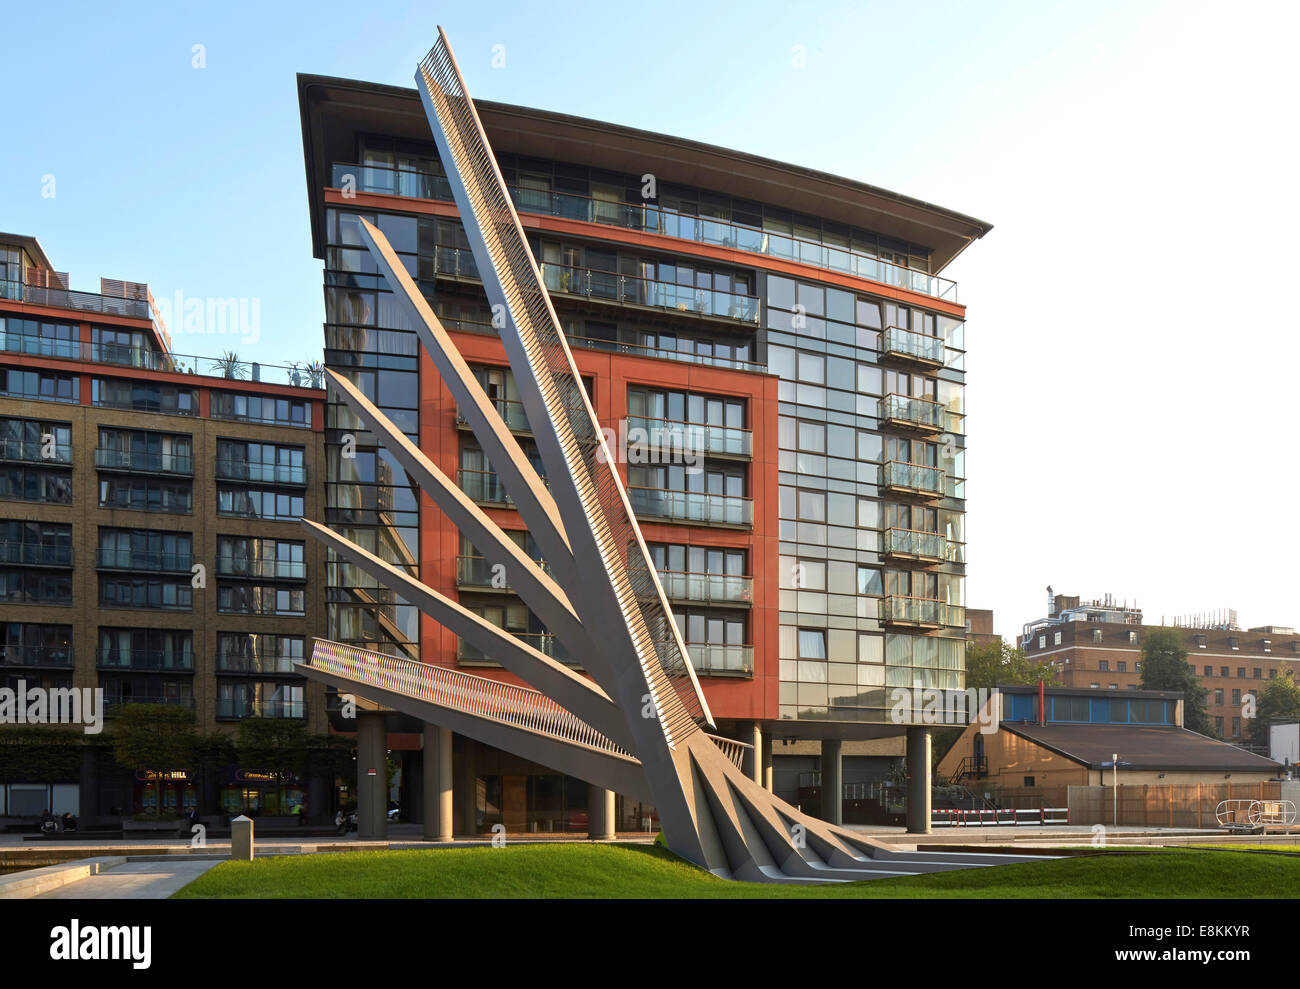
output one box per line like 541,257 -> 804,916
35,859 -> 222,899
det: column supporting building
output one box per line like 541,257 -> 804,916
906,726 -> 932,834
423,723 -> 453,841
821,738 -> 842,826
356,710 -> 388,841
745,722 -> 763,785
587,785 -> 616,840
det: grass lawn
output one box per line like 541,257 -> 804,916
172,843 -> 1300,899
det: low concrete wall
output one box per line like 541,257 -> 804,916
0,856 -> 127,899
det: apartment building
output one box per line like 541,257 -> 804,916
1022,591 -> 1300,743
0,234 -> 328,821
299,75 -> 987,831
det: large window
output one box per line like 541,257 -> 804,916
98,476 -> 192,514
0,367 -> 78,403
211,391 -> 311,428
93,378 -> 196,415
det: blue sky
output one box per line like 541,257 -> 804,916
4,0 -> 1297,638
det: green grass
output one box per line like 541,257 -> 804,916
172,843 -> 1300,899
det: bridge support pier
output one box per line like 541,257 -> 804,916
821,738 -> 842,826
761,734 -> 773,793
588,785 -> 616,840
744,722 -> 763,785
423,724 -> 453,841
357,710 -> 388,841
455,736 -> 477,837
906,726 -> 932,834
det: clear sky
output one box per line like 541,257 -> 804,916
3,0 -> 1297,640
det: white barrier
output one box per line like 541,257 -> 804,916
932,807 -> 1070,827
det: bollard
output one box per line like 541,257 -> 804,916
230,814 -> 254,861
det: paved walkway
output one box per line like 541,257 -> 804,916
35,860 -> 221,899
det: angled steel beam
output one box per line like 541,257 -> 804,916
323,369 -> 597,661
354,217 -> 578,592
303,519 -> 634,750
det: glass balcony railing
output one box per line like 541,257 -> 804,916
456,396 -> 531,433
329,163 -> 957,301
95,548 -> 194,573
216,697 -> 304,719
215,557 -> 307,581
215,459 -> 307,486
456,554 -> 549,588
457,632 -> 573,665
539,263 -> 759,324
0,438 -> 72,464
654,570 -> 754,605
0,280 -> 151,319
880,461 -> 946,499
685,643 -> 754,675
458,467 -> 514,505
0,645 -> 74,667
627,486 -> 753,527
881,528 -> 947,562
95,448 -> 194,475
96,648 -> 194,671
880,326 -> 946,367
879,394 -> 946,432
216,652 -> 299,674
883,596 -> 964,628
104,695 -> 195,715
0,541 -> 73,567
624,415 -> 752,458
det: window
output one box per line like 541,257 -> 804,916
1053,631 -> 1062,646
1023,776 -> 1035,788
93,378 -> 196,415
0,367 -> 78,403
1232,717 -> 1241,737
1098,660 -> 1109,672
1254,668 -> 1262,679
1237,667 -> 1245,678
1231,689 -> 1241,705
211,391 -> 311,428
1204,665 -> 1213,677
1038,635 -> 1046,649
1270,669 -> 1277,679
1215,716 -> 1224,735
1229,637 -> 1240,650
1214,688 -> 1224,705
1128,631 -> 1137,643
1195,634 -> 1206,648
1117,661 -> 1127,673
797,629 -> 827,660
1092,629 -> 1103,643
98,476 -> 192,514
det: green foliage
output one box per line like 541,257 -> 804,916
236,718 -> 309,779
110,704 -> 198,779
1249,670 -> 1300,747
963,640 -> 1061,692
0,724 -> 84,781
306,733 -> 356,780
1139,628 -> 1213,736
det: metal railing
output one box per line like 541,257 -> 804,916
684,643 -> 754,675
96,648 -> 194,671
214,556 -> 308,581
704,733 -> 752,770
214,459 -> 307,485
883,595 -> 964,628
0,541 -> 73,567
216,697 -> 305,719
309,638 -> 626,754
0,646 -> 73,667
456,554 -> 549,587
655,570 -> 753,605
880,326 -> 946,366
457,631 -> 572,665
880,460 -> 946,498
539,262 -> 759,324
879,393 -> 946,432
623,414 -> 751,458
566,335 -> 763,374
458,467 -> 515,505
95,548 -> 194,572
216,652 -> 299,675
328,162 -> 957,301
0,438 -> 72,464
627,486 -> 753,527
0,280 -> 151,319
103,695 -> 195,714
456,396 -> 531,432
881,527 -> 947,561
94,448 -> 194,475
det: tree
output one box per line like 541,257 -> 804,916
110,705 -> 198,814
236,718 -> 309,781
963,640 -> 1061,692
1249,670 -> 1300,747
1139,627 -> 1213,736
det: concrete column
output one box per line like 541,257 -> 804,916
455,735 -> 477,836
906,726 -> 932,834
587,785 -> 616,840
760,734 -> 774,793
821,738 -> 842,826
423,724 -> 453,841
356,710 -> 388,840
744,722 -> 763,785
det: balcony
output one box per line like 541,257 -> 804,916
96,648 -> 194,671
0,280 -> 151,319
0,438 -> 72,465
627,486 -> 753,528
104,695 -> 195,716
880,326 -> 946,368
882,595 -> 965,629
458,632 -> 573,665
215,459 -> 306,486
539,263 -> 760,325
881,528 -> 947,563
216,697 -> 304,720
0,645 -> 73,668
685,643 -> 754,676
95,548 -> 194,573
0,541 -> 73,568
655,570 -> 754,606
456,554 -> 549,589
878,393 -> 946,433
216,652 -> 299,675
456,396 -> 531,433
95,448 -> 194,475
215,556 -> 308,582
458,467 -> 514,506
329,163 -> 958,301
624,415 -> 752,459
880,461 -> 945,500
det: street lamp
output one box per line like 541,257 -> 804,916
1101,753 -> 1132,827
